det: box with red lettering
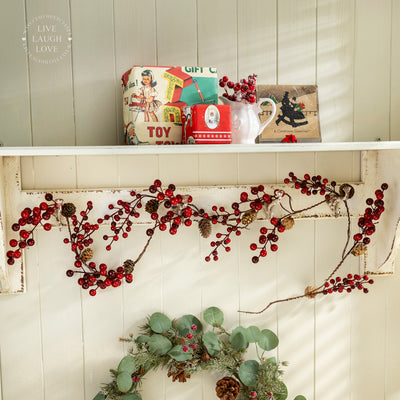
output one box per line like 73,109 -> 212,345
182,104 -> 232,144
121,65 -> 218,145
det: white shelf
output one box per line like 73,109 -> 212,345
0,141 -> 400,156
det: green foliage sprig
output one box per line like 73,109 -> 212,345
93,307 -> 306,400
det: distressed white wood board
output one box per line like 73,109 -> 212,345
2,149 -> 400,296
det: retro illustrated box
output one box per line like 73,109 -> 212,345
122,65 -> 218,145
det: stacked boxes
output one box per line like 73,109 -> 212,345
122,65 -> 218,145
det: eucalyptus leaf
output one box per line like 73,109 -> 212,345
122,393 -> 142,400
203,306 -> 224,327
229,326 -> 248,350
117,371 -> 133,393
274,381 -> 288,400
92,393 -> 106,400
149,312 -> 172,333
118,355 -> 136,374
257,329 -> 279,351
293,396 -> 307,400
202,331 -> 221,356
148,334 -> 172,355
245,326 -> 261,343
177,314 -> 203,336
136,335 -> 151,344
238,360 -> 259,387
167,345 -> 193,361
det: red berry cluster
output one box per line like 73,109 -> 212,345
100,180 -> 195,248
284,172 -> 335,197
354,183 -> 388,245
219,74 -> 257,104
205,185 -> 285,263
182,325 -> 198,353
6,192 -> 56,265
322,274 -> 374,295
249,216 -> 282,264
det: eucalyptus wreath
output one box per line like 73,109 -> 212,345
93,307 -> 306,400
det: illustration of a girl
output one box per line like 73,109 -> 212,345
133,69 -> 162,122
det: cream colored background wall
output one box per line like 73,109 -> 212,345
1,0 -> 400,146
1,1 -> 400,400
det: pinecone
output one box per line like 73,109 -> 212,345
145,199 -> 159,214
81,248 -> 94,263
199,218 -> 212,238
61,202 -> 76,218
167,363 -> 191,383
201,352 -> 211,363
215,377 -> 240,400
351,243 -> 367,256
304,285 -> 318,299
178,337 -> 186,345
123,259 -> 135,274
339,183 -> 355,199
241,210 -> 257,225
281,216 -> 294,230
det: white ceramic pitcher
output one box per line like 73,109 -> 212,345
219,97 -> 277,144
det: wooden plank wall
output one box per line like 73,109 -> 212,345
1,0 -> 399,146
1,1 -> 400,400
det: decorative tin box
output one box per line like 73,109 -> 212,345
122,66 -> 218,145
182,104 -> 232,144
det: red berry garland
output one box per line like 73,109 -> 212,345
6,176 -> 388,303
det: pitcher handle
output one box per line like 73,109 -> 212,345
257,98 -> 277,132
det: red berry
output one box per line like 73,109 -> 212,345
43,223 -> 52,231
250,243 -> 257,251
375,190 -> 384,200
187,333 -> 193,339
353,233 -> 363,241
270,217 -> 278,226
252,256 -> 259,263
20,230 -> 29,239
12,223 -> 20,231
222,76 -> 229,82
270,244 -> 278,252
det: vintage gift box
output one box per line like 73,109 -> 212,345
182,104 -> 232,144
121,65 -> 218,145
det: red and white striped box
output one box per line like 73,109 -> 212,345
182,104 -> 232,144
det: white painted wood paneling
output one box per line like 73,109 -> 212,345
277,0 -> 317,84
0,244 -> 44,400
317,0 -> 355,142
1,1 -> 400,400
237,0 -> 277,84
25,0 -> 75,146
156,0 -> 197,66
353,0 -> 392,142
70,0 -> 118,146
197,0 -> 237,83
0,0 -> 32,146
390,0 -> 400,141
